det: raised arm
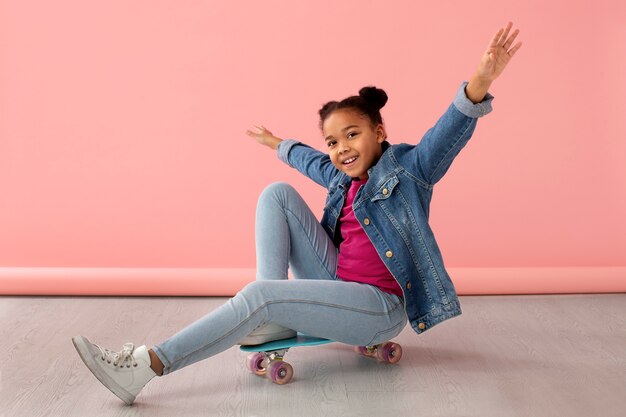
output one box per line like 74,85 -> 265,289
412,21 -> 522,185
412,83 -> 493,185
246,125 -> 337,189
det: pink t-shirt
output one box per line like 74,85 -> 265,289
335,178 -> 404,298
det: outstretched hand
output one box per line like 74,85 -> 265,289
246,125 -> 283,150
475,21 -> 523,82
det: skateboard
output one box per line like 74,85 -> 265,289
240,333 -> 403,385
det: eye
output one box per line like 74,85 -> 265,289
327,141 -> 336,147
347,131 -> 358,138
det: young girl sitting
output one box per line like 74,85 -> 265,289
73,22 -> 521,405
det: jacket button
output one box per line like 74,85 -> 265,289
364,218 -> 370,225
385,250 -> 393,258
418,322 -> 426,330
382,188 -> 389,195
406,282 -> 412,290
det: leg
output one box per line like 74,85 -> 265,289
255,182 -> 338,281
152,181 -> 347,373
73,181 -> 405,403
152,279 -> 407,375
238,181 -> 340,342
152,182 -> 407,374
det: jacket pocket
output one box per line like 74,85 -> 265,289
370,175 -> 399,202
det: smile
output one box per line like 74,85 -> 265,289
342,156 -> 358,167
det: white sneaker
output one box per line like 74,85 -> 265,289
237,322 -> 297,346
72,335 -> 157,405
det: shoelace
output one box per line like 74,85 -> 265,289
97,342 -> 139,368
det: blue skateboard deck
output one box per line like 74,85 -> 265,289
240,333 -> 333,352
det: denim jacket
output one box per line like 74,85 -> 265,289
277,81 -> 494,335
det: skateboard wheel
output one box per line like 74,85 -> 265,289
246,352 -> 267,376
375,342 -> 402,364
266,360 -> 293,385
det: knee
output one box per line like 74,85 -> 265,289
258,182 -> 296,204
239,280 -> 268,302
237,281 -> 282,313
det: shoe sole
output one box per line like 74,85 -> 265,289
72,335 -> 135,405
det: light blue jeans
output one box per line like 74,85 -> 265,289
153,182 -> 407,375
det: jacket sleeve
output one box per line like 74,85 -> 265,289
414,81 -> 494,186
277,139 -> 338,189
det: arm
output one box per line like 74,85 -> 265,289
277,140 -> 338,189
413,21 -> 522,185
413,81 -> 494,186
246,125 -> 337,189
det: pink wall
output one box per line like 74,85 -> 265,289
1,1 -> 625,293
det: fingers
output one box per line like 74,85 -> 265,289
246,125 -> 262,134
246,126 -> 260,136
489,21 -> 520,51
503,29 -> 520,51
508,42 -> 523,57
246,125 -> 271,137
488,28 -> 503,50
498,21 -> 512,46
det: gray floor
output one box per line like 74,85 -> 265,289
0,293 -> 624,417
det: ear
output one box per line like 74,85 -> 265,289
376,124 -> 387,143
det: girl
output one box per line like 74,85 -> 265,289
73,22 -> 521,405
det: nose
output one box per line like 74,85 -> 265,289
338,140 -> 350,154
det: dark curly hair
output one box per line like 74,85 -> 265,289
318,86 -> 388,131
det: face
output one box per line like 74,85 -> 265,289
322,109 -> 387,180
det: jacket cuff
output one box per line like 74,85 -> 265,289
453,80 -> 494,118
277,139 -> 301,167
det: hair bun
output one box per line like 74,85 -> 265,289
358,86 -> 388,110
